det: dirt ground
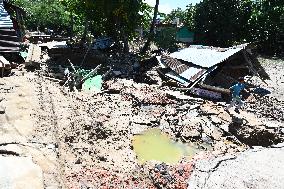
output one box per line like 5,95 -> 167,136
0,57 -> 283,188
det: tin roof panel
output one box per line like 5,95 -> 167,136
170,44 -> 247,68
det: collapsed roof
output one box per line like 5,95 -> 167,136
157,44 -> 268,91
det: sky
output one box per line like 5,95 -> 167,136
144,0 -> 202,14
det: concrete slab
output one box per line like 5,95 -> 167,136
188,147 -> 284,189
0,156 -> 44,189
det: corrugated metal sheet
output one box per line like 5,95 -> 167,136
159,56 -> 207,83
170,44 -> 248,68
161,56 -> 190,74
165,71 -> 190,86
0,2 -> 13,28
180,68 -> 206,82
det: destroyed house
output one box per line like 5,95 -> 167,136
157,44 -> 269,98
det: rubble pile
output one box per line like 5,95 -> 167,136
65,167 -> 155,189
1,42 -> 282,189
107,54 -> 139,76
53,55 -> 284,188
150,162 -> 194,189
245,95 -> 284,121
105,79 -> 175,105
229,121 -> 282,147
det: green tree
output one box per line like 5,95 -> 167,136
248,0 -> 284,55
194,0 -> 252,47
164,8 -> 186,24
184,4 -> 196,30
13,0 -> 153,52
12,0 -> 70,33
141,0 -> 159,54
154,27 -> 178,52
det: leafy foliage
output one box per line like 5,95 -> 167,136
12,0 -> 152,47
191,0 -> 283,55
163,5 -> 196,30
164,8 -> 187,25
248,0 -> 284,55
193,0 -> 252,47
12,0 -> 70,32
154,27 -> 178,52
11,0 -> 284,55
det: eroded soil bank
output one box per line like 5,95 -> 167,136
0,57 -> 283,188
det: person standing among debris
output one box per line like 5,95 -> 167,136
226,77 -> 250,113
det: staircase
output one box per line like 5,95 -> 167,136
0,1 -> 20,52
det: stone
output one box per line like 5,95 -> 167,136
186,110 -> 199,118
202,120 -> 224,141
188,104 -> 201,110
201,133 -> 213,144
0,106 -> 5,114
188,147 -> 284,189
264,121 -> 282,128
219,124 -> 229,132
210,116 -> 223,125
180,124 -> 202,140
211,128 -> 223,140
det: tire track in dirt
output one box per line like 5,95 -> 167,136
34,73 -> 67,188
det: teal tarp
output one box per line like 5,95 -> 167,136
82,75 -> 103,92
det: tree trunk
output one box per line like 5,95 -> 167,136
123,35 -> 129,53
70,11 -> 73,41
81,16 -> 88,43
141,0 -> 159,54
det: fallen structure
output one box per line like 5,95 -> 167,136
157,44 -> 269,99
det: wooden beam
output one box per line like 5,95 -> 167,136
42,76 -> 63,82
67,59 -> 77,72
198,84 -> 231,94
175,84 -> 230,94
222,65 -> 249,69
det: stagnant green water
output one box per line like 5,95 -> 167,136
133,128 -> 205,164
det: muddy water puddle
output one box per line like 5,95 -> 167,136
133,128 -> 211,164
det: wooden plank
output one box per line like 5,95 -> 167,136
0,56 -> 10,67
25,44 -> 34,63
26,44 -> 41,63
198,84 -> 230,94
42,76 -> 63,82
0,56 -> 10,78
223,65 -> 249,69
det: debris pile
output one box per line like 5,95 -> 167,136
1,35 -> 283,189
150,162 -> 194,189
65,167 -> 155,189
245,95 -> 284,121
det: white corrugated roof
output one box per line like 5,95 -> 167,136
179,67 -> 205,82
170,44 -> 247,68
165,71 -> 190,86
